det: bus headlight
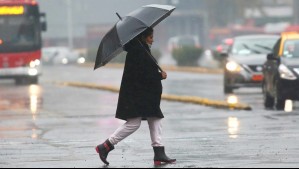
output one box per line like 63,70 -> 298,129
28,68 -> 38,76
34,59 -> 41,66
29,59 -> 41,68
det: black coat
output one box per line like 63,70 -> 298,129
115,40 -> 164,121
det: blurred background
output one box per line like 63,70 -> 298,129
36,0 -> 299,66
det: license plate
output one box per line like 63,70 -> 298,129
252,75 -> 264,82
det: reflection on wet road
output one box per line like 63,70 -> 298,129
0,84 -> 43,114
0,83 -> 43,141
227,117 -> 240,139
1,66 -> 299,167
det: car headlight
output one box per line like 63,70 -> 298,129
62,58 -> 69,64
77,57 -> 86,64
226,61 -> 242,72
279,64 -> 297,80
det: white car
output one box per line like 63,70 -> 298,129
42,47 -> 85,65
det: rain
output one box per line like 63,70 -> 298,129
1,0 -> 299,168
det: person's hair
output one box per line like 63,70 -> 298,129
138,27 -> 154,42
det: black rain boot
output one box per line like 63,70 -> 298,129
153,146 -> 176,166
95,139 -> 115,165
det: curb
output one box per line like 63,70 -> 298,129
81,63 -> 223,74
56,82 -> 252,111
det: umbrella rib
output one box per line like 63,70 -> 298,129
129,10 -> 173,29
142,6 -> 171,12
117,16 -> 149,45
125,16 -> 149,28
142,4 -> 175,11
102,47 -> 123,65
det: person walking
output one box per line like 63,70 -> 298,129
95,27 -> 176,166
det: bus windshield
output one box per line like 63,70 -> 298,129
0,15 -> 40,53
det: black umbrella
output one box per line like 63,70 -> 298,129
94,4 -> 176,70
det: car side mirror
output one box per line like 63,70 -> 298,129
267,53 -> 276,60
267,53 -> 281,64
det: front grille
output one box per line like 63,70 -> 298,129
248,65 -> 263,72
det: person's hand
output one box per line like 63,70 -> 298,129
161,71 -> 167,80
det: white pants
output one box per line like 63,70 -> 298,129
108,117 -> 163,147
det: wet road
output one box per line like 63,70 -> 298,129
1,65 -> 299,168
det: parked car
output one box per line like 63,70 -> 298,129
216,38 -> 234,53
42,47 -> 85,65
222,35 -> 279,94
214,38 -> 234,67
263,32 -> 299,110
167,35 -> 201,53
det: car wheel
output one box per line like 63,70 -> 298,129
15,77 -> 38,85
224,86 -> 233,94
264,86 -> 274,109
263,83 -> 274,109
275,81 -> 285,110
224,75 -> 233,94
15,78 -> 24,85
29,77 -> 39,85
276,98 -> 286,110
264,93 -> 274,109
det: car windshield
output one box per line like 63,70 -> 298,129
232,38 -> 278,56
283,40 -> 299,59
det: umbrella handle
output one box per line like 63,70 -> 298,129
137,40 -> 164,72
156,63 -> 164,72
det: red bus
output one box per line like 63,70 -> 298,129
0,0 -> 46,85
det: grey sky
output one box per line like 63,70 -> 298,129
37,0 -> 165,38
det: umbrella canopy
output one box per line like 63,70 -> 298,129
94,4 -> 176,70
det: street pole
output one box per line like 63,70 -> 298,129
203,11 -> 210,48
200,1 -> 209,49
67,0 -> 73,50
294,0 -> 299,24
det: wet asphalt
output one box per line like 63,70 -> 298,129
0,65 -> 299,168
